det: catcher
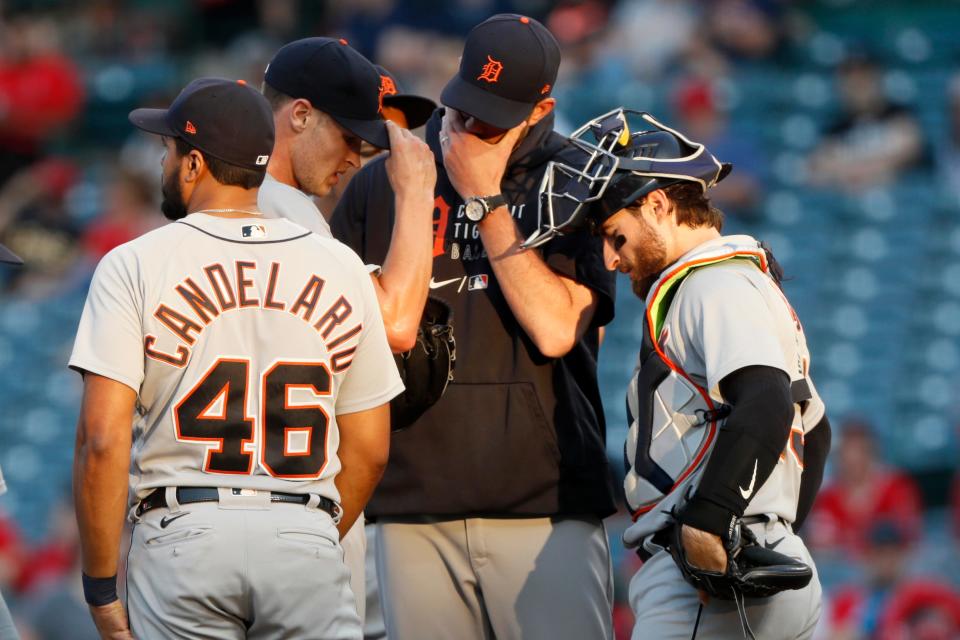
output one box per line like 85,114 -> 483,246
531,109 -> 831,639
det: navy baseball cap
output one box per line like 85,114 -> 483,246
264,37 -> 390,149
129,78 -> 275,171
376,65 -> 437,130
441,14 -> 560,130
0,242 -> 22,265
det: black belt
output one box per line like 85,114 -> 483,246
636,514 -> 786,562
136,487 -> 340,520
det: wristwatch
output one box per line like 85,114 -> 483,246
464,194 -> 506,223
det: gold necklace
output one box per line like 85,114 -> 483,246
194,208 -> 263,216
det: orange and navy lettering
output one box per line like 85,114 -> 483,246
148,262 -> 361,368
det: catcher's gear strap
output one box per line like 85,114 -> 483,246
794,413 -> 831,532
678,365 -> 794,538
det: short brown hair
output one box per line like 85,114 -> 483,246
174,138 -> 265,189
663,182 -> 724,231
261,81 -> 293,112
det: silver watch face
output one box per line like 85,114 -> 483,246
464,199 -> 486,222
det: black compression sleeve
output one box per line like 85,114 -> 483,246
793,414 -> 831,532
677,365 -> 794,538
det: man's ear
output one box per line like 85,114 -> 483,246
289,98 -> 312,133
646,189 -> 672,221
183,149 -> 205,184
527,97 -> 556,126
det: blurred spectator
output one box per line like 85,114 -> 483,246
13,499 -> 96,640
808,419 -> 923,555
703,0 -> 785,61
0,13 -> 84,187
14,495 -> 78,595
0,513 -> 22,597
673,77 -> 767,220
936,74 -> 960,207
606,0 -> 697,80
547,1 -> 631,128
820,521 -> 960,640
81,168 -> 158,260
808,54 -> 924,192
0,159 -> 82,297
16,565 -> 99,640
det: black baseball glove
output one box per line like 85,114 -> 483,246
390,296 -> 456,431
668,518 -> 813,601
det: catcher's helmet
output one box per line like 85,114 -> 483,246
524,108 -> 732,248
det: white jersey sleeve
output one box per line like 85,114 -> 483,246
671,262 -> 789,395
334,250 -> 404,415
258,173 -> 333,238
69,246 -> 145,391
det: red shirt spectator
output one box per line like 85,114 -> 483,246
808,420 -> 923,554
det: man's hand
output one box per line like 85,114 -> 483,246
440,109 -> 524,199
681,524 -> 727,605
680,524 -> 727,573
90,600 -> 134,639
384,120 -> 436,204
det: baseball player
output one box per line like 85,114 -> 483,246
256,38 -> 436,626
535,109 -> 831,639
0,243 -> 22,640
70,78 -> 402,639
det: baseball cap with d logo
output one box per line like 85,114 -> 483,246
264,37 -> 391,149
128,78 -> 275,171
441,14 -> 560,130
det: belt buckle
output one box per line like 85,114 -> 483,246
219,487 -> 271,510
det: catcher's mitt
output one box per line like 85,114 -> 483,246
390,296 -> 456,431
668,519 -> 812,602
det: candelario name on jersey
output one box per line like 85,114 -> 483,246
143,260 -> 360,370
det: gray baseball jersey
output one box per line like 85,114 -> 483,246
625,234 -> 825,546
69,213 -> 403,507
256,174 -> 374,621
259,173 -> 333,237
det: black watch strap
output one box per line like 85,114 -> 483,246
481,194 -> 506,213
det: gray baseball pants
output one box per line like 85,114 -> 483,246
630,519 -> 821,640
126,488 -> 361,639
376,516 -> 613,640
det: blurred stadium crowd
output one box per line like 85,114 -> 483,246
0,0 -> 958,638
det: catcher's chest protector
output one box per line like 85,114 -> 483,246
624,251 -> 804,525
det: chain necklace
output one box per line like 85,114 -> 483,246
194,208 -> 263,216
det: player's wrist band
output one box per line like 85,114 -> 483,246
82,572 -> 119,606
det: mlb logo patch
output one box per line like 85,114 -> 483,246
468,274 -> 489,291
255,155 -> 269,166
242,224 -> 267,238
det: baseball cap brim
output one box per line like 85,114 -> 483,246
128,108 -> 177,137
330,114 -> 390,150
384,95 -> 437,130
440,74 -> 534,130
0,243 -> 22,265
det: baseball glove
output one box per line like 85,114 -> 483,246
668,519 -> 813,601
390,296 -> 456,431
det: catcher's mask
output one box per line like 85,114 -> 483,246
523,108 -> 732,248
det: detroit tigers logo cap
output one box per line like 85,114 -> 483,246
128,77 -> 275,171
375,65 -> 437,130
440,14 -> 560,130
264,37 -> 391,149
